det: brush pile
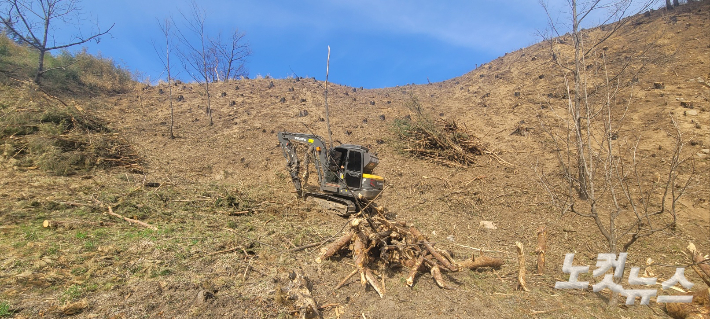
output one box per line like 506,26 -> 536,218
1,105 -> 142,175
401,118 -> 487,167
316,203 -> 503,296
394,98 -> 490,167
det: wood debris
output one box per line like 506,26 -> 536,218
664,288 -> 710,319
107,205 -> 157,230
515,241 -> 529,291
536,226 -> 547,275
687,242 -> 710,287
316,202 -> 504,296
283,271 -> 322,319
60,299 -> 88,316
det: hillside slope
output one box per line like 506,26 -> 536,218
1,2 -> 708,318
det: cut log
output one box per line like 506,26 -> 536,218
364,269 -> 384,298
536,226 -> 547,275
430,264 -> 452,290
43,220 -> 62,229
515,241 -> 529,291
315,232 -> 352,263
290,237 -> 333,253
42,219 -> 112,229
457,255 -> 504,270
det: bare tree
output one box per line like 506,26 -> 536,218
155,17 -> 175,139
537,0 -> 694,304
208,29 -> 250,82
540,0 -> 655,199
0,0 -> 113,84
176,0 -> 212,125
174,1 -> 250,126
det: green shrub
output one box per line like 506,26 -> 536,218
0,301 -> 10,317
63,284 -> 83,302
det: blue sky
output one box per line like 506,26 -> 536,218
64,0 -> 656,89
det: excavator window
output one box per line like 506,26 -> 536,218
346,151 -> 362,172
329,149 -> 346,171
345,150 -> 363,188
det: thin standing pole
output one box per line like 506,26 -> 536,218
324,46 -> 333,148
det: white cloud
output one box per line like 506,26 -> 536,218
197,0 -> 550,53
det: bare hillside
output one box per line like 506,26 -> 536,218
1,2 -> 708,318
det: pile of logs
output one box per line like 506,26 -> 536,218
315,206 -> 503,297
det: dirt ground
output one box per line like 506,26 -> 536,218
1,2 -> 709,318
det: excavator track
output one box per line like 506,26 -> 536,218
304,192 -> 357,217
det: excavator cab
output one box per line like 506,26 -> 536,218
333,145 -> 384,200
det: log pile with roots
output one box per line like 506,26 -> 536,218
316,202 -> 504,296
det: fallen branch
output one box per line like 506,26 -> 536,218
335,268 -> 359,289
530,308 -> 563,315
457,255 -> 504,270
289,237 -> 334,253
106,206 -> 157,230
448,242 -> 504,254
172,198 -> 212,202
687,242 -> 710,287
406,253 -> 426,287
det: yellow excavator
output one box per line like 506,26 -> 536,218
277,132 -> 385,216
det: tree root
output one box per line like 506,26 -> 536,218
323,200 -> 504,297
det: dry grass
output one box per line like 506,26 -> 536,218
0,2 -> 709,318
0,84 -> 141,176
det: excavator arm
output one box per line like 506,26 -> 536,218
277,132 -> 330,196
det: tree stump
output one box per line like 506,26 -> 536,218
536,226 -> 547,275
515,241 -> 529,291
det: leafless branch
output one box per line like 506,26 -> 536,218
0,0 -> 113,84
